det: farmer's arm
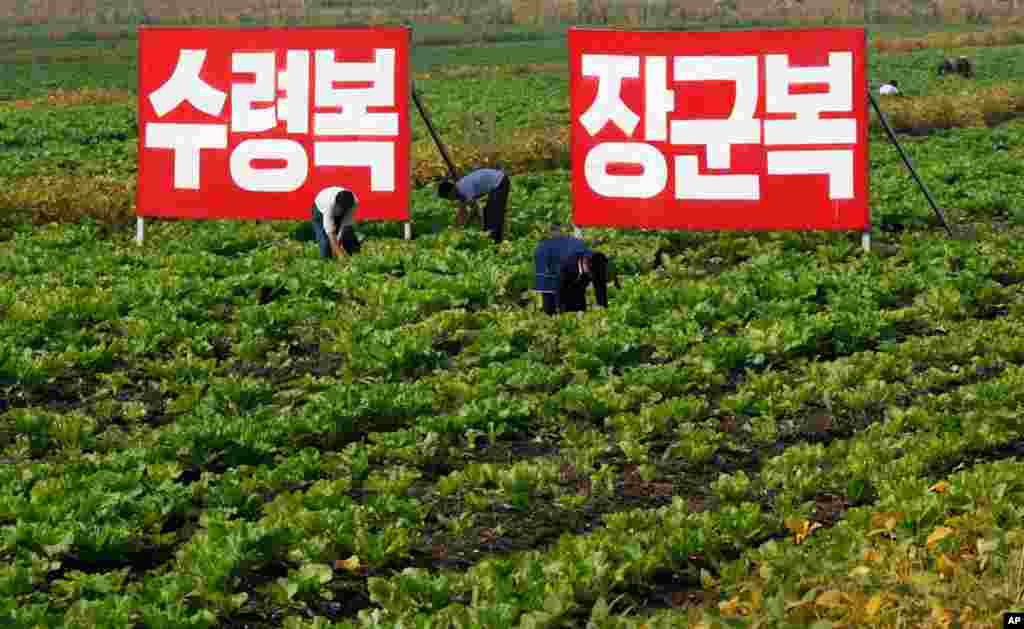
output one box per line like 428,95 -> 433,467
328,232 -> 347,258
323,213 -> 348,259
454,197 -> 480,227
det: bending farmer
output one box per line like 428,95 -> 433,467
534,226 -> 609,314
437,168 -> 510,243
312,187 -> 361,260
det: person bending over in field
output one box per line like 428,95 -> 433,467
311,187 -> 361,260
878,79 -> 899,96
437,167 -> 510,243
534,224 -> 609,314
938,56 -> 974,79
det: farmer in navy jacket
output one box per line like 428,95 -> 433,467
534,225 -> 609,314
437,168 -> 510,243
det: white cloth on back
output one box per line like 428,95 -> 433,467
315,186 -> 357,235
879,84 -> 898,95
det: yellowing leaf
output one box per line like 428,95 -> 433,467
929,480 -> 950,494
871,511 -> 903,532
334,556 -> 361,572
865,593 -> 886,617
787,519 -> 823,545
784,517 -> 806,534
931,604 -> 956,629
863,548 -> 882,563
815,589 -> 846,608
850,566 -> 872,577
936,553 -> 958,578
719,596 -> 745,616
749,588 -> 763,611
927,527 -> 955,550
977,537 -> 998,555
959,606 -> 976,623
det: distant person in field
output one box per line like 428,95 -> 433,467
533,224 -> 609,314
878,79 -> 900,96
938,56 -> 974,79
311,187 -> 361,260
437,167 -> 510,243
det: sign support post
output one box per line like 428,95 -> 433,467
869,91 -> 955,238
136,217 -> 145,245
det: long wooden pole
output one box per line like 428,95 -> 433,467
411,84 -> 458,180
411,83 -> 481,227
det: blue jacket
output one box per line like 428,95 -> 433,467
534,236 -> 593,293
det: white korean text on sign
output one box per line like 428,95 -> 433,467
569,27 -> 869,231
137,27 -> 411,221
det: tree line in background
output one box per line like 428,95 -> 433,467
0,0 -> 1023,30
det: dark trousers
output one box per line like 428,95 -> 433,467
546,252 -> 609,313
312,207 -> 360,258
481,175 -> 510,243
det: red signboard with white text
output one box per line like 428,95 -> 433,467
137,27 -> 411,221
569,27 -> 868,231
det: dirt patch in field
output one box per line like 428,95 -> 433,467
4,87 -> 134,109
925,439 -> 1024,480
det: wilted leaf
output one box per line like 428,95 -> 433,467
863,548 -> 882,563
931,604 -> 956,629
935,553 -> 958,578
815,589 -> 845,608
929,480 -> 950,494
334,556 -> 361,572
865,593 -> 886,617
870,511 -> 903,533
749,588 -> 762,611
719,596 -> 746,616
977,538 -> 998,571
787,519 -> 822,545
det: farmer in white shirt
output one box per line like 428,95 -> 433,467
437,168 -> 511,243
311,186 -> 361,260
879,80 -> 899,96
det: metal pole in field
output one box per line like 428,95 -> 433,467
411,84 -> 459,181
868,91 -> 955,238
862,230 -> 870,253
136,217 -> 144,244
411,83 -> 481,227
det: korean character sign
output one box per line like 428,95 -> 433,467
137,27 -> 411,222
568,27 -> 869,231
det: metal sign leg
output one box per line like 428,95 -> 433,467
868,91 -> 954,238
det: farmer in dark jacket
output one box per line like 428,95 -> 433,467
938,56 -> 974,78
312,186 -> 361,260
534,225 -> 609,314
437,168 -> 510,243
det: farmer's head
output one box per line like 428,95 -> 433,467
437,180 -> 459,201
550,223 -> 564,238
335,190 -> 357,213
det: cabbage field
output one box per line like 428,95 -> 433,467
4,23 -> 1024,629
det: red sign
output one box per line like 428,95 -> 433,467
137,27 -> 411,221
569,27 -> 869,231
